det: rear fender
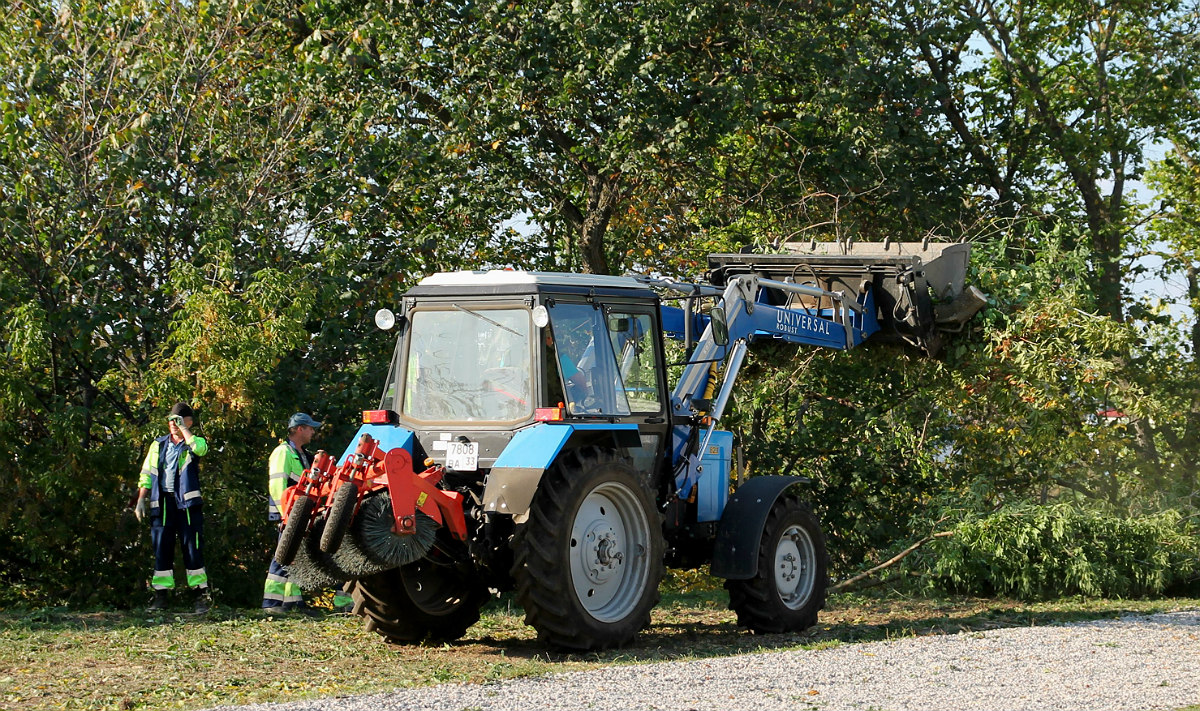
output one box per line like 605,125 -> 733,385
336,423 -> 415,466
711,475 -> 810,580
483,423 -> 641,518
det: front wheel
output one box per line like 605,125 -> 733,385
511,447 -> 664,651
725,495 -> 828,634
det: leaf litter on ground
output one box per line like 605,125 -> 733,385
1,585 -> 1198,711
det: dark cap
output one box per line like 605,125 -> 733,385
170,402 -> 194,419
287,412 -> 322,429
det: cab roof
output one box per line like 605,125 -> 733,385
407,270 -> 657,300
419,270 -> 646,290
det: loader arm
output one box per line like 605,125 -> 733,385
650,274 -> 877,499
667,274 -> 879,419
645,241 -> 981,500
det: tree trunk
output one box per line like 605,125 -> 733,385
1184,265 -> 1200,461
1190,265 -> 1200,360
578,173 -> 620,275
1091,223 -> 1125,322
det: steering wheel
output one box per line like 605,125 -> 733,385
482,368 -> 528,406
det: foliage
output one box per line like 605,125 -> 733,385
0,0 -> 497,606
895,0 -> 1200,319
283,0 -> 973,276
724,342 -> 954,573
666,2 -> 977,256
940,239 -> 1132,502
937,234 -> 1197,511
274,0 -> 762,273
0,0 -> 1197,608
915,503 -> 1200,599
726,229 -> 1199,582
1143,145 -> 1200,454
0,0 -> 307,606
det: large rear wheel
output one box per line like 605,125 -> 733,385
725,495 -> 828,633
351,560 -> 489,644
511,447 -> 664,651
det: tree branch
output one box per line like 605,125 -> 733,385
829,531 -> 954,593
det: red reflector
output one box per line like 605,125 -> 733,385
363,409 -> 395,424
535,407 -> 564,422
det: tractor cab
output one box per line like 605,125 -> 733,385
375,270 -> 672,478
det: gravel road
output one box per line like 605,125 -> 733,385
217,611 -> 1200,711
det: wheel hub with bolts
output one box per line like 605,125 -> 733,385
569,481 -> 652,622
779,550 -> 800,583
583,527 -> 624,584
774,525 -> 816,608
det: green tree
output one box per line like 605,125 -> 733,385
1145,141 -> 1200,454
726,230 -> 1198,581
897,0 -> 1199,320
0,0 -> 504,604
934,236 -> 1192,508
724,342 -> 955,571
286,0 -> 972,276
0,0 -> 327,603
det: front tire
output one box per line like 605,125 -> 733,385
511,447 -> 664,651
725,495 -> 828,633
351,561 -> 489,644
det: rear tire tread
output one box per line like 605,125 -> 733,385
511,446 -> 664,651
351,563 -> 489,644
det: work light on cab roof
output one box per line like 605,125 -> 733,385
374,308 -> 396,330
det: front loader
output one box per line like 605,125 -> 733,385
274,241 -> 983,650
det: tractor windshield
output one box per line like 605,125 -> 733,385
400,306 -> 533,423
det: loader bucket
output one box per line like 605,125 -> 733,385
707,241 -> 984,354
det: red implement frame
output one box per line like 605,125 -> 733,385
381,447 -> 468,541
278,433 -> 467,541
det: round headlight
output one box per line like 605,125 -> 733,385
374,308 -> 396,331
532,305 -> 550,328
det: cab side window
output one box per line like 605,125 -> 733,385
605,311 -> 662,414
547,302 -> 631,416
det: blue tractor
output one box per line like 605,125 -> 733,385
277,241 -> 983,650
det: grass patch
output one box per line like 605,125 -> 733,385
2,584 -> 1197,711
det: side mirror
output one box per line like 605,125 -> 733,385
607,316 -> 631,333
710,307 -> 729,346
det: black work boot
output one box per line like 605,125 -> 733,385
147,589 -> 169,612
192,588 -> 213,614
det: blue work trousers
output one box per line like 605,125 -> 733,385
149,497 -> 208,590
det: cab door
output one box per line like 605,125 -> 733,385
601,306 -> 670,482
544,300 -> 670,482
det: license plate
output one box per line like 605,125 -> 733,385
444,441 -> 478,471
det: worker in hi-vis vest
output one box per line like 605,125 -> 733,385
133,402 -> 212,614
262,412 -> 353,612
